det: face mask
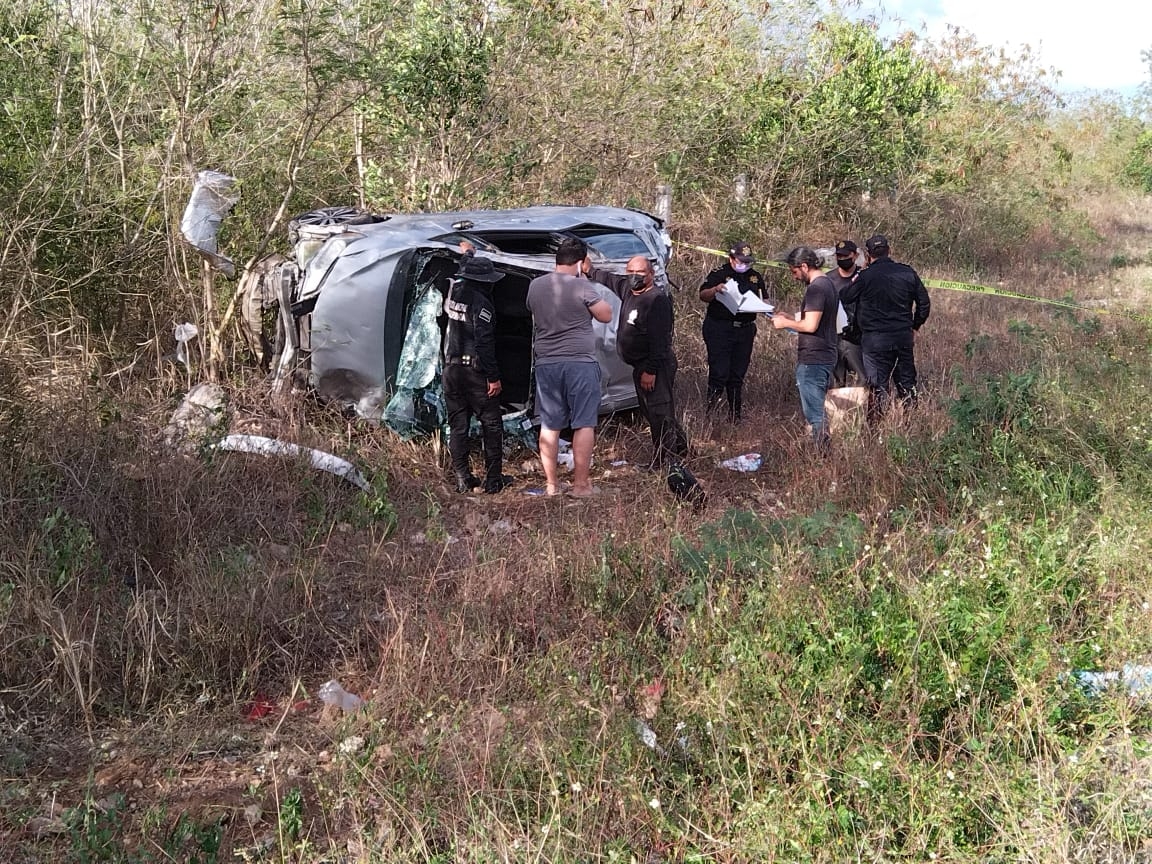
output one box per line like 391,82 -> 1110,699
836,259 -> 855,272
731,261 -> 750,273
625,273 -> 647,292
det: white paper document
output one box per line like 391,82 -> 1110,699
716,279 -> 775,316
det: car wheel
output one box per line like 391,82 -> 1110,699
288,206 -> 384,244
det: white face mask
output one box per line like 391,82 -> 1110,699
731,261 -> 750,273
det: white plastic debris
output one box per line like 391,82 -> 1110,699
180,169 -> 240,277
215,434 -> 370,491
633,718 -> 658,750
174,322 -> 199,365
318,680 -> 364,712
1071,664 -> 1152,701
164,382 -> 227,451
719,452 -> 762,472
337,736 -> 365,755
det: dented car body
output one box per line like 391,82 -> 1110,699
265,205 -> 672,435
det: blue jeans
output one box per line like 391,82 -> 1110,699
796,364 -> 833,443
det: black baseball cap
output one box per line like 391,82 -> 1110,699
729,241 -> 754,264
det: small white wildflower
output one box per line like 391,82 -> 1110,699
540,823 -> 550,835
946,770 -> 955,780
872,760 -> 883,770
570,782 -> 583,793
648,797 -> 661,809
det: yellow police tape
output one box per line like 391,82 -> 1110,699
672,240 -> 1150,324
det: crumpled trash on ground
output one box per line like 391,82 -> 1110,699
180,169 -> 240,277
318,680 -> 365,712
164,382 -> 228,451
719,452 -> 762,472
1071,664 -> 1152,701
216,434 -> 370,491
174,322 -> 199,365
633,718 -> 659,751
554,438 -> 573,471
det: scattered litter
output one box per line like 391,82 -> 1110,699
611,460 -> 629,467
633,718 -> 658,751
180,169 -> 240,277
1070,664 -> 1152,701
164,382 -> 227,451
523,488 -> 548,497
638,679 -> 665,721
318,679 -> 364,712
557,437 -> 575,471
173,322 -> 199,365
720,452 -> 762,472
216,434 -> 370,491
338,736 -> 365,755
244,696 -> 276,721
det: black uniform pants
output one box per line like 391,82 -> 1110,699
832,337 -> 867,388
443,363 -> 503,482
861,329 -> 918,418
633,357 -> 688,468
702,316 -> 756,420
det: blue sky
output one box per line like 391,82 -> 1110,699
855,0 -> 1148,94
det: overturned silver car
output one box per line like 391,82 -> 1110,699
248,205 -> 672,437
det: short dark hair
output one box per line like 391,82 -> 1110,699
556,237 -> 588,266
784,246 -> 821,269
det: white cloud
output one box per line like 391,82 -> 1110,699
862,0 -> 1148,92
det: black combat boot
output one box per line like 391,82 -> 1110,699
455,473 -> 481,493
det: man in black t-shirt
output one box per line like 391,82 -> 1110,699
769,247 -> 840,446
588,256 -> 688,468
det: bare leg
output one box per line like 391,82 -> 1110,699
569,426 -> 596,496
539,427 -> 562,495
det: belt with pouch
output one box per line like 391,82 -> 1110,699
446,354 -> 474,366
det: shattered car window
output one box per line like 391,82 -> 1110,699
571,229 -> 653,259
382,274 -> 445,439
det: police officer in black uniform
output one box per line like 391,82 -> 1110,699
443,247 -> 511,493
839,234 -> 931,419
698,241 -> 767,424
827,239 -> 868,388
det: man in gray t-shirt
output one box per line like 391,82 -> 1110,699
526,238 -> 613,497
